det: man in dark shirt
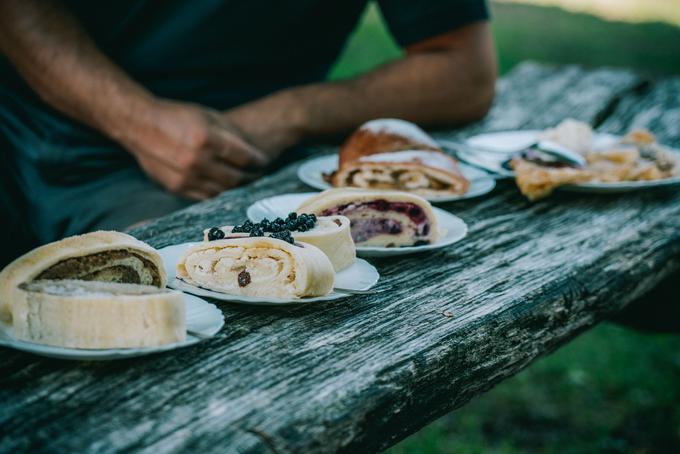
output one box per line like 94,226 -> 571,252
0,0 -> 496,262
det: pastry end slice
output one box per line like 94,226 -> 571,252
12,280 -> 186,349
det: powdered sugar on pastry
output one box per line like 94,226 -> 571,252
360,119 -> 439,148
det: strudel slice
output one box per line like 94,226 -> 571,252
0,231 -> 165,322
203,215 -> 355,272
332,119 -> 470,196
297,188 -> 441,247
13,280 -> 185,349
177,237 -> 334,299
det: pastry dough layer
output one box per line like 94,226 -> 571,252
0,231 -> 165,322
178,237 -> 334,299
297,189 -> 441,247
13,280 -> 185,349
204,216 -> 356,272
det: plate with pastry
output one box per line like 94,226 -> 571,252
0,231 -> 224,360
158,234 -> 380,306
247,189 -> 468,257
297,118 -> 496,202
451,119 -> 680,200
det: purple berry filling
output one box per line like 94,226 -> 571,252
320,200 -> 430,243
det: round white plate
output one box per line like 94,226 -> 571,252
460,130 -> 680,192
296,154 -> 496,202
158,243 -> 380,306
0,294 -> 224,361
247,193 -> 468,257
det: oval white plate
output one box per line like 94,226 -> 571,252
0,293 -> 224,361
460,130 -> 680,192
158,243 -> 380,306
247,193 -> 468,258
297,154 -> 495,202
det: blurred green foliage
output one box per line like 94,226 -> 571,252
329,2 -> 680,80
329,2 -> 680,452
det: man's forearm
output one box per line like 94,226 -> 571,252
0,0 -> 155,142
226,22 -> 496,150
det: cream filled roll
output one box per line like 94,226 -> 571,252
177,237 -> 334,299
203,215 -> 355,272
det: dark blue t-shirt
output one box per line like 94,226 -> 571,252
0,0 -> 488,175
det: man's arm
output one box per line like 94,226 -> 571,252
0,0 -> 268,200
225,22 -> 496,154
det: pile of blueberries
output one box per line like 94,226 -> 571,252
207,212 -> 318,245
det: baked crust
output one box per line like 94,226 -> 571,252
13,280 -> 185,349
334,119 -> 469,195
0,231 -> 165,322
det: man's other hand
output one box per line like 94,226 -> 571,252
119,100 -> 270,200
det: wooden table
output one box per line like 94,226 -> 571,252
2,63 -> 679,453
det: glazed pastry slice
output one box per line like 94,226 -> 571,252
0,231 -> 165,322
332,118 -> 469,196
297,188 -> 441,248
13,280 -> 185,349
177,237 -> 334,299
203,215 -> 356,272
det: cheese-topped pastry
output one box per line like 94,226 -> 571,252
332,118 -> 469,196
12,280 -> 185,349
0,231 -> 165,322
177,237 -> 334,299
203,215 -> 356,272
297,188 -> 441,247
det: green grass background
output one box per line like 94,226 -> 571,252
329,2 -> 680,452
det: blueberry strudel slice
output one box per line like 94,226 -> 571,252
297,188 -> 441,248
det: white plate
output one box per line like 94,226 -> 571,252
247,193 -> 468,257
158,243 -> 379,306
460,130 -> 680,192
297,154 -> 496,202
0,293 -> 224,360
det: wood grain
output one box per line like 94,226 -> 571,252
1,63 -> 679,454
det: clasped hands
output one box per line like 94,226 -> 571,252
120,97 -> 299,200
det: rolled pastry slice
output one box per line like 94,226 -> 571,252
13,280 -> 186,349
177,237 -> 334,299
203,216 -> 356,272
0,231 -> 165,322
332,118 -> 470,196
297,188 -> 441,248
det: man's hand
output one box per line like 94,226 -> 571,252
118,100 -> 270,200
0,0 -> 270,201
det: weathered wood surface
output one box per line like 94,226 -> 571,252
2,63 -> 679,454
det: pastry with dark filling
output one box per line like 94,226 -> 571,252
0,231 -> 165,321
297,188 -> 441,247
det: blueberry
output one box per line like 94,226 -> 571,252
270,230 -> 294,244
285,219 -> 298,231
260,218 -> 271,231
297,223 -> 309,232
207,227 -> 225,241
287,212 -> 297,221
231,225 -> 244,233
249,226 -> 264,237
241,220 -> 254,233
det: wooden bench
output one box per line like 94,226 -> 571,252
1,62 -> 679,453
